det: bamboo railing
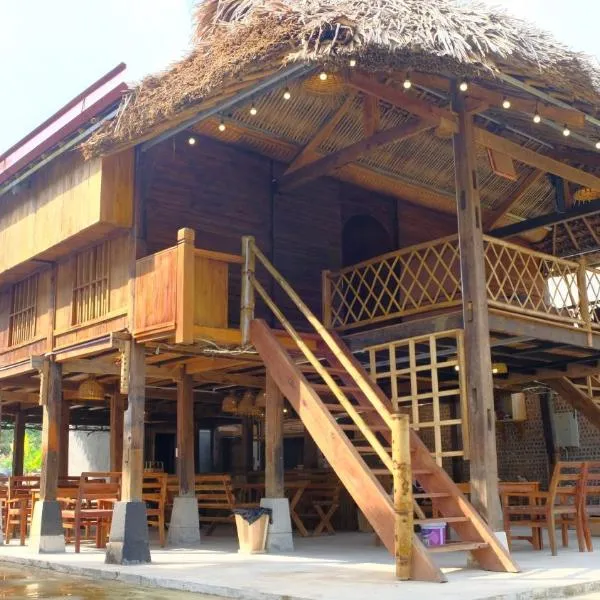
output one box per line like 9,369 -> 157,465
324,234 -> 600,334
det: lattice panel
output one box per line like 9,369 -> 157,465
573,375 -> 600,407
9,273 -> 39,346
483,237 -> 583,326
72,241 -> 110,325
365,330 -> 469,466
587,266 -> 600,329
327,236 -> 461,330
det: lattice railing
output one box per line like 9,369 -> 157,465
325,235 -> 461,331
325,234 -> 599,333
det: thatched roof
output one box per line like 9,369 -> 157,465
84,0 -> 600,156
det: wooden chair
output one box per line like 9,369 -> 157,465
62,472 -> 121,552
143,473 -> 167,547
5,475 -> 40,545
580,460 -> 600,552
499,481 -> 541,548
502,462 -> 586,555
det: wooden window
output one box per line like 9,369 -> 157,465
72,241 -> 110,325
9,274 -> 39,346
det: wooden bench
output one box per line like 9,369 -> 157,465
5,475 -> 40,545
143,473 -> 167,547
62,472 -> 121,552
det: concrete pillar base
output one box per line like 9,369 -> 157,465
105,501 -> 151,565
29,500 -> 65,553
260,497 -> 293,552
168,496 -> 201,546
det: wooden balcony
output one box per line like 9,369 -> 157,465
133,228 -> 243,344
323,235 -> 600,346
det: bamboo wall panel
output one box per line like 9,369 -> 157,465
0,149 -> 133,280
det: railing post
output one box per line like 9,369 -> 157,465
392,412 -> 413,580
241,235 -> 256,346
577,257 -> 592,345
175,228 -> 195,344
322,269 -> 332,329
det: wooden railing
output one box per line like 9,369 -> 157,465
324,235 -> 600,334
134,228 -> 242,342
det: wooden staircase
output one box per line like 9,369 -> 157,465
241,236 -> 519,582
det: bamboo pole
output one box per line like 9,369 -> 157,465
392,412 -> 413,580
321,269 -> 332,329
240,236 -> 256,346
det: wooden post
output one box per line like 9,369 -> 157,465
175,227 -> 195,345
240,236 -> 256,346
322,269 -> 332,328
39,361 -> 62,502
577,257 -> 593,346
59,397 -> 69,478
452,82 -> 503,531
392,413 -> 413,580
241,417 -> 254,474
110,388 -> 125,473
12,406 -> 25,476
177,369 -> 195,497
265,370 -> 284,498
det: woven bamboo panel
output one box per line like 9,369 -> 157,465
365,330 -> 468,466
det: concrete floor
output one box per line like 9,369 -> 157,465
1,529 -> 600,600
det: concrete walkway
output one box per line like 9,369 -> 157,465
1,531 -> 600,600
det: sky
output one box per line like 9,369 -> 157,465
1,0 -> 599,153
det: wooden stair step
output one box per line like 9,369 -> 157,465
313,383 -> 361,394
415,516 -> 469,525
339,424 -> 389,432
298,365 -> 349,375
372,468 -> 432,476
355,446 -> 391,454
322,404 -> 377,413
413,492 -> 451,499
426,541 -> 488,553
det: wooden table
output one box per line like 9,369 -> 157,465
236,480 -> 311,536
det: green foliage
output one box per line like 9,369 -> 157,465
0,427 -> 42,474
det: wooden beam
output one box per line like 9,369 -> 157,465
497,360 -> 600,387
59,399 -> 69,478
564,221 -> 580,250
483,169 -> 544,231
280,120 -> 432,190
474,128 -> 600,191
583,217 -> 600,246
110,388 -> 125,472
363,95 -> 380,137
61,358 -> 172,380
176,369 -> 196,497
265,369 -> 284,498
287,94 -> 355,173
194,371 -> 264,388
12,406 -> 25,476
546,377 -> 600,431
39,362 -> 61,502
452,83 -> 503,531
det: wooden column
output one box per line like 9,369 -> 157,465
175,228 -> 195,345
121,341 -> 146,502
241,417 -> 254,474
110,389 -> 125,473
12,406 -> 25,476
59,397 -> 69,478
39,362 -> 62,502
452,82 -> 502,530
177,370 -> 195,497
265,370 -> 284,497
240,236 -> 256,346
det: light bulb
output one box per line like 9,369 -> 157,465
250,104 -> 257,116
349,59 -> 357,67
403,75 -> 412,90
563,124 -> 571,137
533,111 -> 541,124
218,120 -> 226,132
502,97 -> 511,109
459,79 -> 469,92
319,71 -> 328,81
283,87 -> 291,100
596,141 -> 600,150
188,136 -> 196,146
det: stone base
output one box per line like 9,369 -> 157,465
260,497 -> 293,553
105,501 -> 151,565
168,496 -> 201,546
29,500 -> 65,553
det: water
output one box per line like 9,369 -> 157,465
0,563 -> 209,599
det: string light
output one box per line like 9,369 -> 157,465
249,103 -> 257,116
319,71 -> 328,81
459,79 -> 469,92
502,97 -> 511,109
283,87 -> 291,100
188,136 -> 196,146
403,73 -> 412,90
349,59 -> 357,67
563,124 -> 571,137
218,118 -> 226,132
533,109 -> 541,124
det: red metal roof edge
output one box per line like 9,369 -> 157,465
0,63 -> 127,186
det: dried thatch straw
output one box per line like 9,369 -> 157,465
83,0 -> 600,157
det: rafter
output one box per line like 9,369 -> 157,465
483,169 -> 544,231
363,95 -> 380,136
563,221 -> 580,250
280,120 -> 433,190
583,216 -> 600,246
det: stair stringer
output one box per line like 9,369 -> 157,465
548,377 -> 600,431
322,333 -> 519,574
251,319 -> 446,583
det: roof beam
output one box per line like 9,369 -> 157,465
474,127 -> 600,191
546,377 -> 600,431
363,95 -> 380,136
280,119 -> 433,190
483,169 -> 544,231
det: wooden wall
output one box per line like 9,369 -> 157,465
143,134 -> 457,321
0,149 -> 134,282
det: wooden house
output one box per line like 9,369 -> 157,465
2,0 -> 600,581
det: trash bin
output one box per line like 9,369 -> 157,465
233,507 -> 272,554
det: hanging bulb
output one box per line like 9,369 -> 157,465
459,79 -> 469,92
533,110 -> 541,124
403,73 -> 412,90
283,87 -> 291,100
502,97 -> 511,109
349,58 -> 357,67
249,103 -> 257,116
595,141 -> 600,150
319,71 -> 328,81
562,124 -> 571,137
218,118 -> 226,132
188,136 -> 196,146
